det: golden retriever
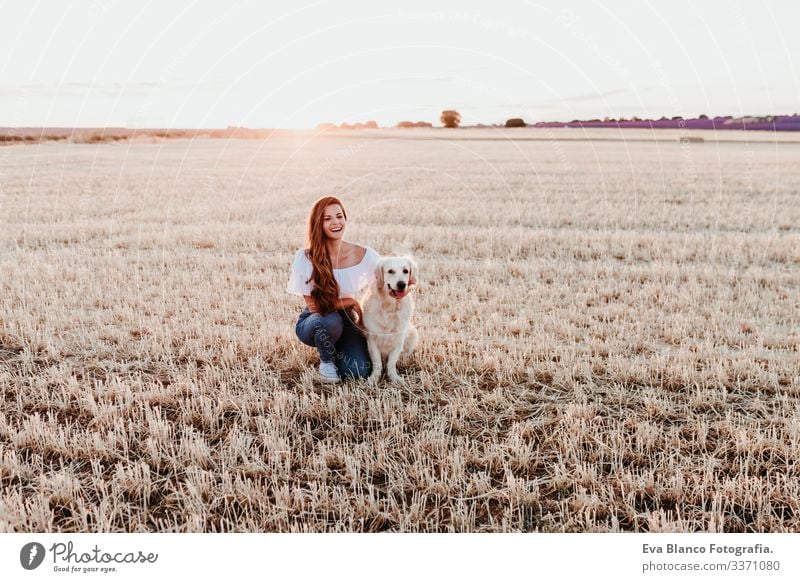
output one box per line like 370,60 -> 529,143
362,256 -> 419,384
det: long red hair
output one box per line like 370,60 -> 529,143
306,196 -> 347,315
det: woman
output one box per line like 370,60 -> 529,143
287,196 -> 380,382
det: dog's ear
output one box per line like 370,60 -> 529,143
374,259 -> 385,292
407,257 -> 418,287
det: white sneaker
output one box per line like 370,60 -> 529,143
318,361 -> 340,383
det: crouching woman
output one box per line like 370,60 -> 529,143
286,196 -> 380,382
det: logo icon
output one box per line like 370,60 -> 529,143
20,542 -> 46,570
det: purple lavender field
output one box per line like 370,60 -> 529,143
534,114 -> 800,132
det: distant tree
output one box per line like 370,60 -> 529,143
365,120 -> 379,128
698,114 -> 708,120
339,122 -> 354,129
671,116 -> 683,121
505,118 -> 526,127
396,121 -> 416,128
440,110 -> 461,128
413,121 -> 433,127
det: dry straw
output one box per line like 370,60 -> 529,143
0,131 -> 798,531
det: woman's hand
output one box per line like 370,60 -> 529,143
334,298 -> 363,329
304,296 -> 362,322
349,301 -> 363,325
334,297 -> 358,311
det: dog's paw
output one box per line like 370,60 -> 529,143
388,372 -> 405,385
367,372 -> 381,385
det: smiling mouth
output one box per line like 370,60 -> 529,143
388,286 -> 408,299
330,227 -> 343,232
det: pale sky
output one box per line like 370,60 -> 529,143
2,0 -> 798,128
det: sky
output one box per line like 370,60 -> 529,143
2,0 -> 798,128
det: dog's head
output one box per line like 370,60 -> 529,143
374,256 -> 418,299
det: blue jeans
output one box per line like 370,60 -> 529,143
295,307 -> 372,379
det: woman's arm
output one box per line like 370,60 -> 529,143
335,297 -> 359,311
303,295 -> 359,313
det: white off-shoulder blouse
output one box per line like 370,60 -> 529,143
286,246 -> 381,299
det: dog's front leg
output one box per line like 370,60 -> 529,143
367,336 -> 383,385
402,325 -> 418,356
386,343 -> 405,384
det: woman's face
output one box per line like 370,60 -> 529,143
321,204 -> 346,240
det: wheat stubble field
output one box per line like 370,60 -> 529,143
0,129 -> 798,532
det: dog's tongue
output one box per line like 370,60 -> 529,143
391,289 -> 407,299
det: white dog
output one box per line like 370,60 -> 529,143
362,256 -> 419,384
